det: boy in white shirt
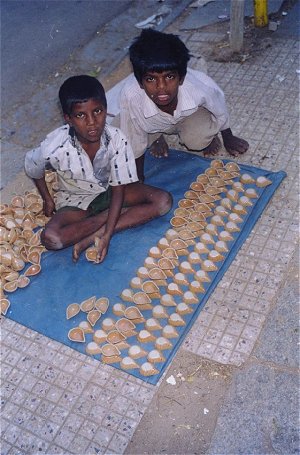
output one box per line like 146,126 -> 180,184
118,29 -> 249,181
25,75 -> 172,263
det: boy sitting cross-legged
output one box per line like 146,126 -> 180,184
116,29 -> 249,182
25,75 -> 172,263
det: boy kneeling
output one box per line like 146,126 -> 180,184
25,75 -> 172,263
118,29 -> 249,182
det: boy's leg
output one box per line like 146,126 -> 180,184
73,183 -> 172,259
177,107 -> 221,156
41,208 -> 109,250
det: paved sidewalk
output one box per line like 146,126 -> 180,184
1,3 -> 299,455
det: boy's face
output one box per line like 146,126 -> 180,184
140,70 -> 184,113
64,98 -> 106,146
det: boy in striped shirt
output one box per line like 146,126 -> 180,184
25,75 -> 172,263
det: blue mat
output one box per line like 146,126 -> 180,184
6,151 -> 286,384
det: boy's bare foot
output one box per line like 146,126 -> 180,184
223,136 -> 249,156
221,128 -> 249,156
73,231 -> 102,262
149,135 -> 169,158
202,136 -> 222,156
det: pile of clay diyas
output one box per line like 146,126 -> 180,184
66,161 -> 272,377
0,171 -> 58,316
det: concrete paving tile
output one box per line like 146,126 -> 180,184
48,405 -> 69,426
86,442 -> 106,455
63,413 -> 85,434
0,440 -> 12,455
210,315 -> 229,332
197,341 -> 217,358
46,444 -> 71,454
72,397 -> 92,419
108,432 -> 130,454
1,401 -> 20,421
23,414 -> 45,435
54,428 -> 76,448
203,328 -> 223,344
87,404 -> 107,424
110,395 -> 130,415
78,419 -> 99,440
3,350 -> 22,368
225,320 -> 245,337
89,367 -> 114,386
76,362 -> 98,381
235,337 -> 256,355
7,447 -> 25,455
54,390 -> 78,411
219,334 -> 238,350
247,312 -> 266,328
93,426 -> 114,447
31,381 -> 51,399
1,363 -> 13,378
1,422 -> 20,445
212,346 -> 232,363
125,401 -> 147,422
44,386 -> 64,406
228,350 -> 248,366
35,400 -> 54,419
18,374 -> 38,393
67,433 -> 91,454
102,412 -> 123,431
67,376 -> 88,395
11,407 -> 33,427
38,420 -> 60,442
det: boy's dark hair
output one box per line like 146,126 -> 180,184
59,75 -> 107,115
129,29 -> 191,84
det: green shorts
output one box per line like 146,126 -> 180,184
88,187 -> 112,215
57,187 -> 112,216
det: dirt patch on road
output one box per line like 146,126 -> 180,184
125,349 -> 236,455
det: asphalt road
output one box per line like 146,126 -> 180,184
1,0 -> 132,108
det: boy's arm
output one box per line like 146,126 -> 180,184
95,185 -> 125,263
33,177 -> 56,217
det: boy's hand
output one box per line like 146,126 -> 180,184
94,235 -> 110,264
221,129 -> 249,156
43,198 -> 56,217
149,135 -> 169,158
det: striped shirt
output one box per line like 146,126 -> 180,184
25,124 -> 138,210
119,68 -> 230,158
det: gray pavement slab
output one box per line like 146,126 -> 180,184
253,251 -> 300,368
274,1 -> 300,38
180,0 -> 283,30
208,363 -> 299,454
208,251 -> 300,455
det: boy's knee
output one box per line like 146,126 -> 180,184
158,191 -> 173,216
41,228 -> 64,250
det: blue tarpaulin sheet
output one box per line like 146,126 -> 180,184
6,151 -> 286,384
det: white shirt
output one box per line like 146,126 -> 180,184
119,68 -> 230,158
25,124 -> 138,210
